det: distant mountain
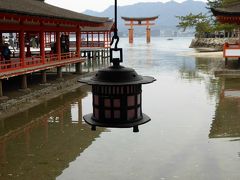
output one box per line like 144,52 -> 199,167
84,0 -> 208,36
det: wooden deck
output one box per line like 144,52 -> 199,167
0,52 -> 86,79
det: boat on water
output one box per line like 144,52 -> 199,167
167,38 -> 173,40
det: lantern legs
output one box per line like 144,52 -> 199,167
133,126 -> 139,133
91,125 -> 96,131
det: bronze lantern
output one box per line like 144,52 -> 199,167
79,0 -> 155,132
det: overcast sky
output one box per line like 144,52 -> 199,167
45,0 -> 206,13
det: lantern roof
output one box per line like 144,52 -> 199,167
0,0 -> 108,24
79,66 -> 156,86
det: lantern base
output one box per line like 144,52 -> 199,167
83,113 -> 151,132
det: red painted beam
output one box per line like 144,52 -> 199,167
0,13 -> 104,27
0,23 -> 79,32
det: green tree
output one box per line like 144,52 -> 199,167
176,13 -> 213,37
177,0 -> 239,37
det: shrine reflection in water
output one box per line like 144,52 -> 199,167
0,86 -> 104,179
1,37 -> 240,180
210,77 -> 240,139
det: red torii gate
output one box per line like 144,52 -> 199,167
121,16 -> 158,43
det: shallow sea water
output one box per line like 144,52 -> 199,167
1,37 -> 240,180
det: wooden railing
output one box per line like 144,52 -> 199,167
0,58 -> 22,71
80,41 -> 110,48
25,56 -> 42,67
0,51 -> 79,73
223,43 -> 240,58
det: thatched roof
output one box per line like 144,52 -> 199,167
0,0 -> 108,23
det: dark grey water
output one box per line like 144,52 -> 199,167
1,37 -> 240,180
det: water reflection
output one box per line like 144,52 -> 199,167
1,37 -> 240,179
62,56 -> 109,74
0,87 -> 103,179
210,77 -> 240,139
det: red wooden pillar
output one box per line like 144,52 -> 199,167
129,28 -> 134,44
76,30 -> 81,57
0,32 -> 2,62
0,32 -> 2,45
19,30 -> 25,67
56,32 -> 61,61
50,32 -> 52,45
0,80 -> 3,97
146,20 -> 151,43
26,33 -> 31,57
129,20 -> 134,43
87,33 -> 89,47
54,33 -> 56,43
40,31 -> 45,64
106,32 -> 109,47
76,30 -> 82,75
109,31 -> 111,47
103,32 -> 106,47
98,32 -> 100,47
146,28 -> 151,43
45,32 -> 47,46
91,32 -> 94,47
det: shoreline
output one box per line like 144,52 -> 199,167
0,72 -> 95,120
178,50 -> 224,58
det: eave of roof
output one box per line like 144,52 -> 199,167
0,0 -> 108,24
81,20 -> 114,32
211,3 -> 240,17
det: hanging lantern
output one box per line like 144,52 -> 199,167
79,0 -> 155,132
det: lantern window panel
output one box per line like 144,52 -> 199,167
114,110 -> 121,119
104,99 -> 111,107
105,110 -> 111,119
113,99 -> 121,108
127,96 -> 135,107
94,95 -> 99,106
127,109 -> 136,120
